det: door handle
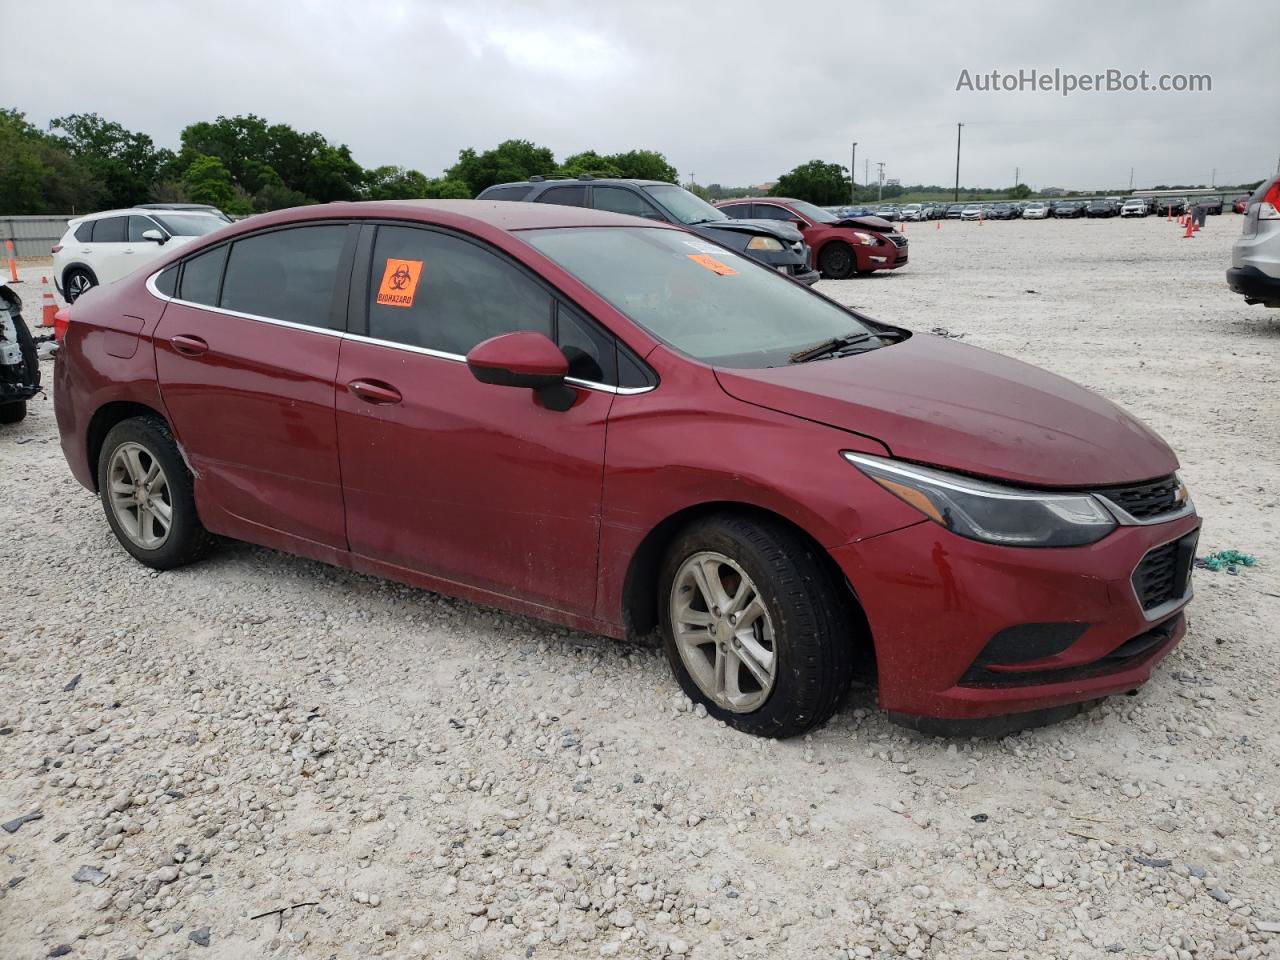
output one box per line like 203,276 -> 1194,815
170,334 -> 209,357
347,379 -> 402,405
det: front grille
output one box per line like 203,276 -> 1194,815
1132,532 -> 1196,612
1099,475 -> 1182,520
885,233 -> 908,248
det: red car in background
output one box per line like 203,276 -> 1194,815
53,200 -> 1198,739
716,197 -> 908,279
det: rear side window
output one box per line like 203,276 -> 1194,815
480,185 -> 533,201
592,186 -> 662,219
154,265 -> 178,297
73,222 -> 93,242
537,186 -> 588,207
178,246 -> 227,306
751,205 -> 793,220
92,217 -> 126,242
366,225 -> 551,355
220,225 -> 347,328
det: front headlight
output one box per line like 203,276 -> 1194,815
851,232 -> 879,246
842,453 -> 1117,547
746,236 -> 784,252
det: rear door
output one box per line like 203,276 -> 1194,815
335,223 -> 614,614
153,223 -> 356,550
86,216 -> 132,283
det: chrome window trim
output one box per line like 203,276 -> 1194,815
1130,528 -> 1198,623
145,268 -> 656,396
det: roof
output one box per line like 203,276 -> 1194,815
489,177 -> 669,189
69,207 -> 224,224
194,199 -> 680,237
714,196 -> 796,205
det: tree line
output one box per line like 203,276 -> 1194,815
0,109 -> 680,215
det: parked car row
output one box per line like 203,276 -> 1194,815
827,195 -> 1239,223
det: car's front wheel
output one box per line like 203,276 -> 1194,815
65,268 -> 96,303
97,416 -> 213,569
659,514 -> 854,738
818,242 -> 857,280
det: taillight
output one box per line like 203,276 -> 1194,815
51,244 -> 63,253
53,307 -> 70,342
1259,179 -> 1280,220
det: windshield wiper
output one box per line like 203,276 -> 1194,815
790,329 -> 902,363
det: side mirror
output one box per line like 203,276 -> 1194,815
141,229 -> 166,244
466,331 -> 576,410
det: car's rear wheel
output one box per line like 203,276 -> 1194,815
65,268 -> 96,303
818,242 -> 857,280
97,416 -> 213,569
659,514 -> 854,738
0,401 -> 26,424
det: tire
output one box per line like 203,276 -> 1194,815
97,416 -> 213,569
658,514 -> 854,738
65,268 -> 96,303
0,401 -> 26,424
818,242 -> 856,280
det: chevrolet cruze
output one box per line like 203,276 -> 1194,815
53,200 -> 1200,738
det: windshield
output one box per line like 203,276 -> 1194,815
788,199 -> 837,223
153,214 -> 223,237
643,184 -> 727,225
525,227 -> 877,368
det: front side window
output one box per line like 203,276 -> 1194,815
153,214 -> 223,237
526,226 -> 877,369
592,186 -> 662,219
366,226 -> 551,355
750,204 -> 794,221
219,225 -> 347,328
786,200 -> 837,223
128,216 -> 163,242
717,203 -> 751,218
179,245 -> 227,306
92,217 -> 127,243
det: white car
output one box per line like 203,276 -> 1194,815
1120,199 -> 1149,218
960,204 -> 983,220
899,203 -> 924,221
53,208 -> 226,303
1022,202 -> 1050,220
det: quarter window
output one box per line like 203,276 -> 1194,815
178,246 -> 227,306
592,187 -> 662,219
367,226 -> 551,355
219,225 -> 347,328
92,217 -> 127,243
557,304 -> 615,384
74,222 -> 93,242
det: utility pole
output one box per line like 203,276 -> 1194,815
876,162 -> 886,201
1015,166 -> 1019,193
1210,167 -> 1216,187
850,142 -> 857,204
954,123 -> 963,202
865,159 -> 869,189
1129,167 -> 1134,191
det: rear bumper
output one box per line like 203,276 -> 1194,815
1227,265 -> 1280,305
831,512 -> 1200,724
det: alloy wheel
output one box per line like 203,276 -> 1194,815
107,442 -> 173,549
669,551 -> 777,713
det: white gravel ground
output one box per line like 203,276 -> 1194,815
1,214 -> 1278,960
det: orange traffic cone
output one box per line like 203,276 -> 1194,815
1183,216 -> 1195,238
4,240 -> 18,283
41,291 -> 57,326
1167,204 -> 1173,221
936,219 -> 941,230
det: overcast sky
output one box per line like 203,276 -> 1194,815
11,0 -> 1279,191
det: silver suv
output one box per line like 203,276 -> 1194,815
1227,176 -> 1280,308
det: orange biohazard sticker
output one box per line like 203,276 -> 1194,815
376,258 -> 424,308
687,253 -> 737,276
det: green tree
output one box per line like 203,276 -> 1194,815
772,160 -> 851,205
446,140 -> 557,195
558,150 -> 623,179
0,110 -> 54,214
49,112 -> 165,208
181,155 -> 238,211
420,178 -> 471,199
365,165 -> 433,200
1008,183 -> 1032,199
607,149 -> 677,182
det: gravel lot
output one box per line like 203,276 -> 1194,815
2,215 -> 1278,960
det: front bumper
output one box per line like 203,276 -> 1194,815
1227,265 -> 1280,305
831,511 -> 1200,726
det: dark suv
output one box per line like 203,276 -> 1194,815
477,177 -> 819,284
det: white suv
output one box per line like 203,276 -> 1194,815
1120,198 -> 1149,217
1227,176 -> 1280,309
52,208 -> 226,303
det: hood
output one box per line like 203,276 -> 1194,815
713,333 -> 1178,488
833,215 -> 895,232
702,218 -> 803,243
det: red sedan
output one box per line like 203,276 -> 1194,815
715,197 -> 907,279
53,201 -> 1198,738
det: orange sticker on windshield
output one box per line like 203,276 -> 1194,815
376,259 -> 423,308
687,253 -> 737,276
